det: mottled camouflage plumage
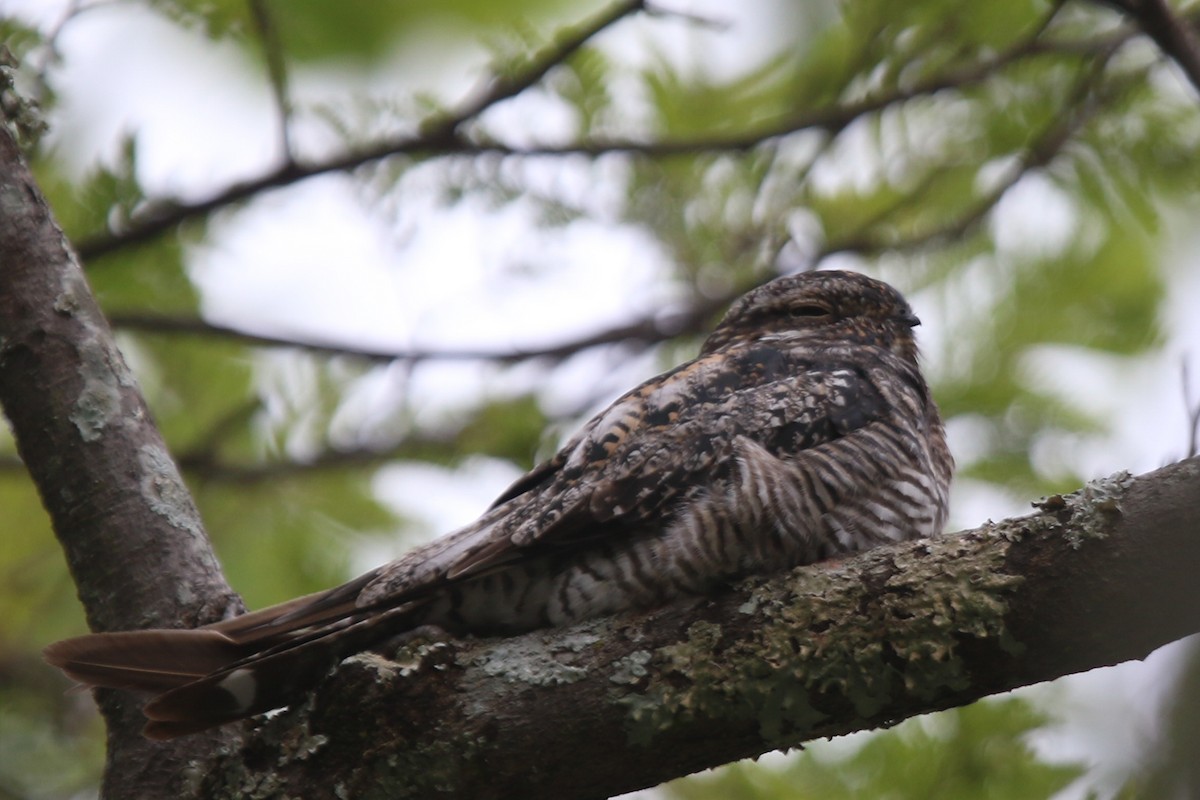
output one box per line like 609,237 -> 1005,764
44,269 -> 952,738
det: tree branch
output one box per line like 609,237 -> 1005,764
106,291 -> 730,364
1183,358 -> 1200,458
248,0 -> 295,161
1105,0 -> 1200,94
76,0 -> 647,261
0,119 -> 243,799
74,11 -> 1130,263
419,0 -> 646,141
819,40 -> 1128,261
175,458 -> 1199,799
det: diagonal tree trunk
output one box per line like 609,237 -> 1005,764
0,120 -> 245,798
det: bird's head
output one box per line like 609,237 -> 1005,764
700,270 -> 923,362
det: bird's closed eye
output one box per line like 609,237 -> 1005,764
788,304 -> 830,319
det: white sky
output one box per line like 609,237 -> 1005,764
6,1 -> 1200,797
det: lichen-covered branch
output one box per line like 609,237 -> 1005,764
190,458 -> 1199,800
0,120 -> 243,800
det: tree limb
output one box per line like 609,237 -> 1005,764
76,0 -> 648,261
248,0 -> 295,161
0,119 -> 243,799
106,289 -> 731,365
74,10 -> 1133,263
181,458 -> 1198,799
1104,0 -> 1200,94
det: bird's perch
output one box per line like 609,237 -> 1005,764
188,457 -> 1199,800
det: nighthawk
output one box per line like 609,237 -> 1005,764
45,269 -> 952,738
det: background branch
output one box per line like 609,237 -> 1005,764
248,0 -> 294,161
818,43 -> 1127,262
1183,359 -> 1199,459
73,9 -> 1133,264
1106,0 -> 1200,94
419,0 -> 646,140
76,0 -> 647,261
107,291 -> 732,364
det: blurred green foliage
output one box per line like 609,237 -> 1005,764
664,699 -> 1084,800
1,0 -> 1197,797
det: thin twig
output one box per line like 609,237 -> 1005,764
248,0 -> 294,161
177,438 -> 428,483
642,2 -> 731,30
817,41 -> 1136,261
1183,358 -> 1200,459
74,17 -> 1136,263
25,0 -> 89,108
421,0 -> 646,140
78,0 -> 645,261
108,291 -> 731,365
178,397 -> 262,466
1104,0 -> 1200,95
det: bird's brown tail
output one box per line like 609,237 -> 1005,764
43,584 -> 426,738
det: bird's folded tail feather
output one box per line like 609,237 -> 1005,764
43,629 -> 250,693
43,591 -> 430,738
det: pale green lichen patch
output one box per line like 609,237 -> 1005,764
881,537 -> 1026,697
59,268 -> 143,441
344,651 -> 405,680
138,444 -> 205,537
452,622 -> 605,724
387,640 -> 453,678
554,629 -> 603,653
610,650 -> 653,685
461,637 -> 589,687
1032,470 -> 1132,549
273,726 -> 328,767
620,527 -> 1027,747
70,338 -> 123,441
0,48 -> 47,146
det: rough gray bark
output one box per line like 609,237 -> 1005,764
0,121 -> 245,797
3,113 -> 1200,799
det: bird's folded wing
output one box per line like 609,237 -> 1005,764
394,353 -> 889,587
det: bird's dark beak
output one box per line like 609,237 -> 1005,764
901,311 -> 921,328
